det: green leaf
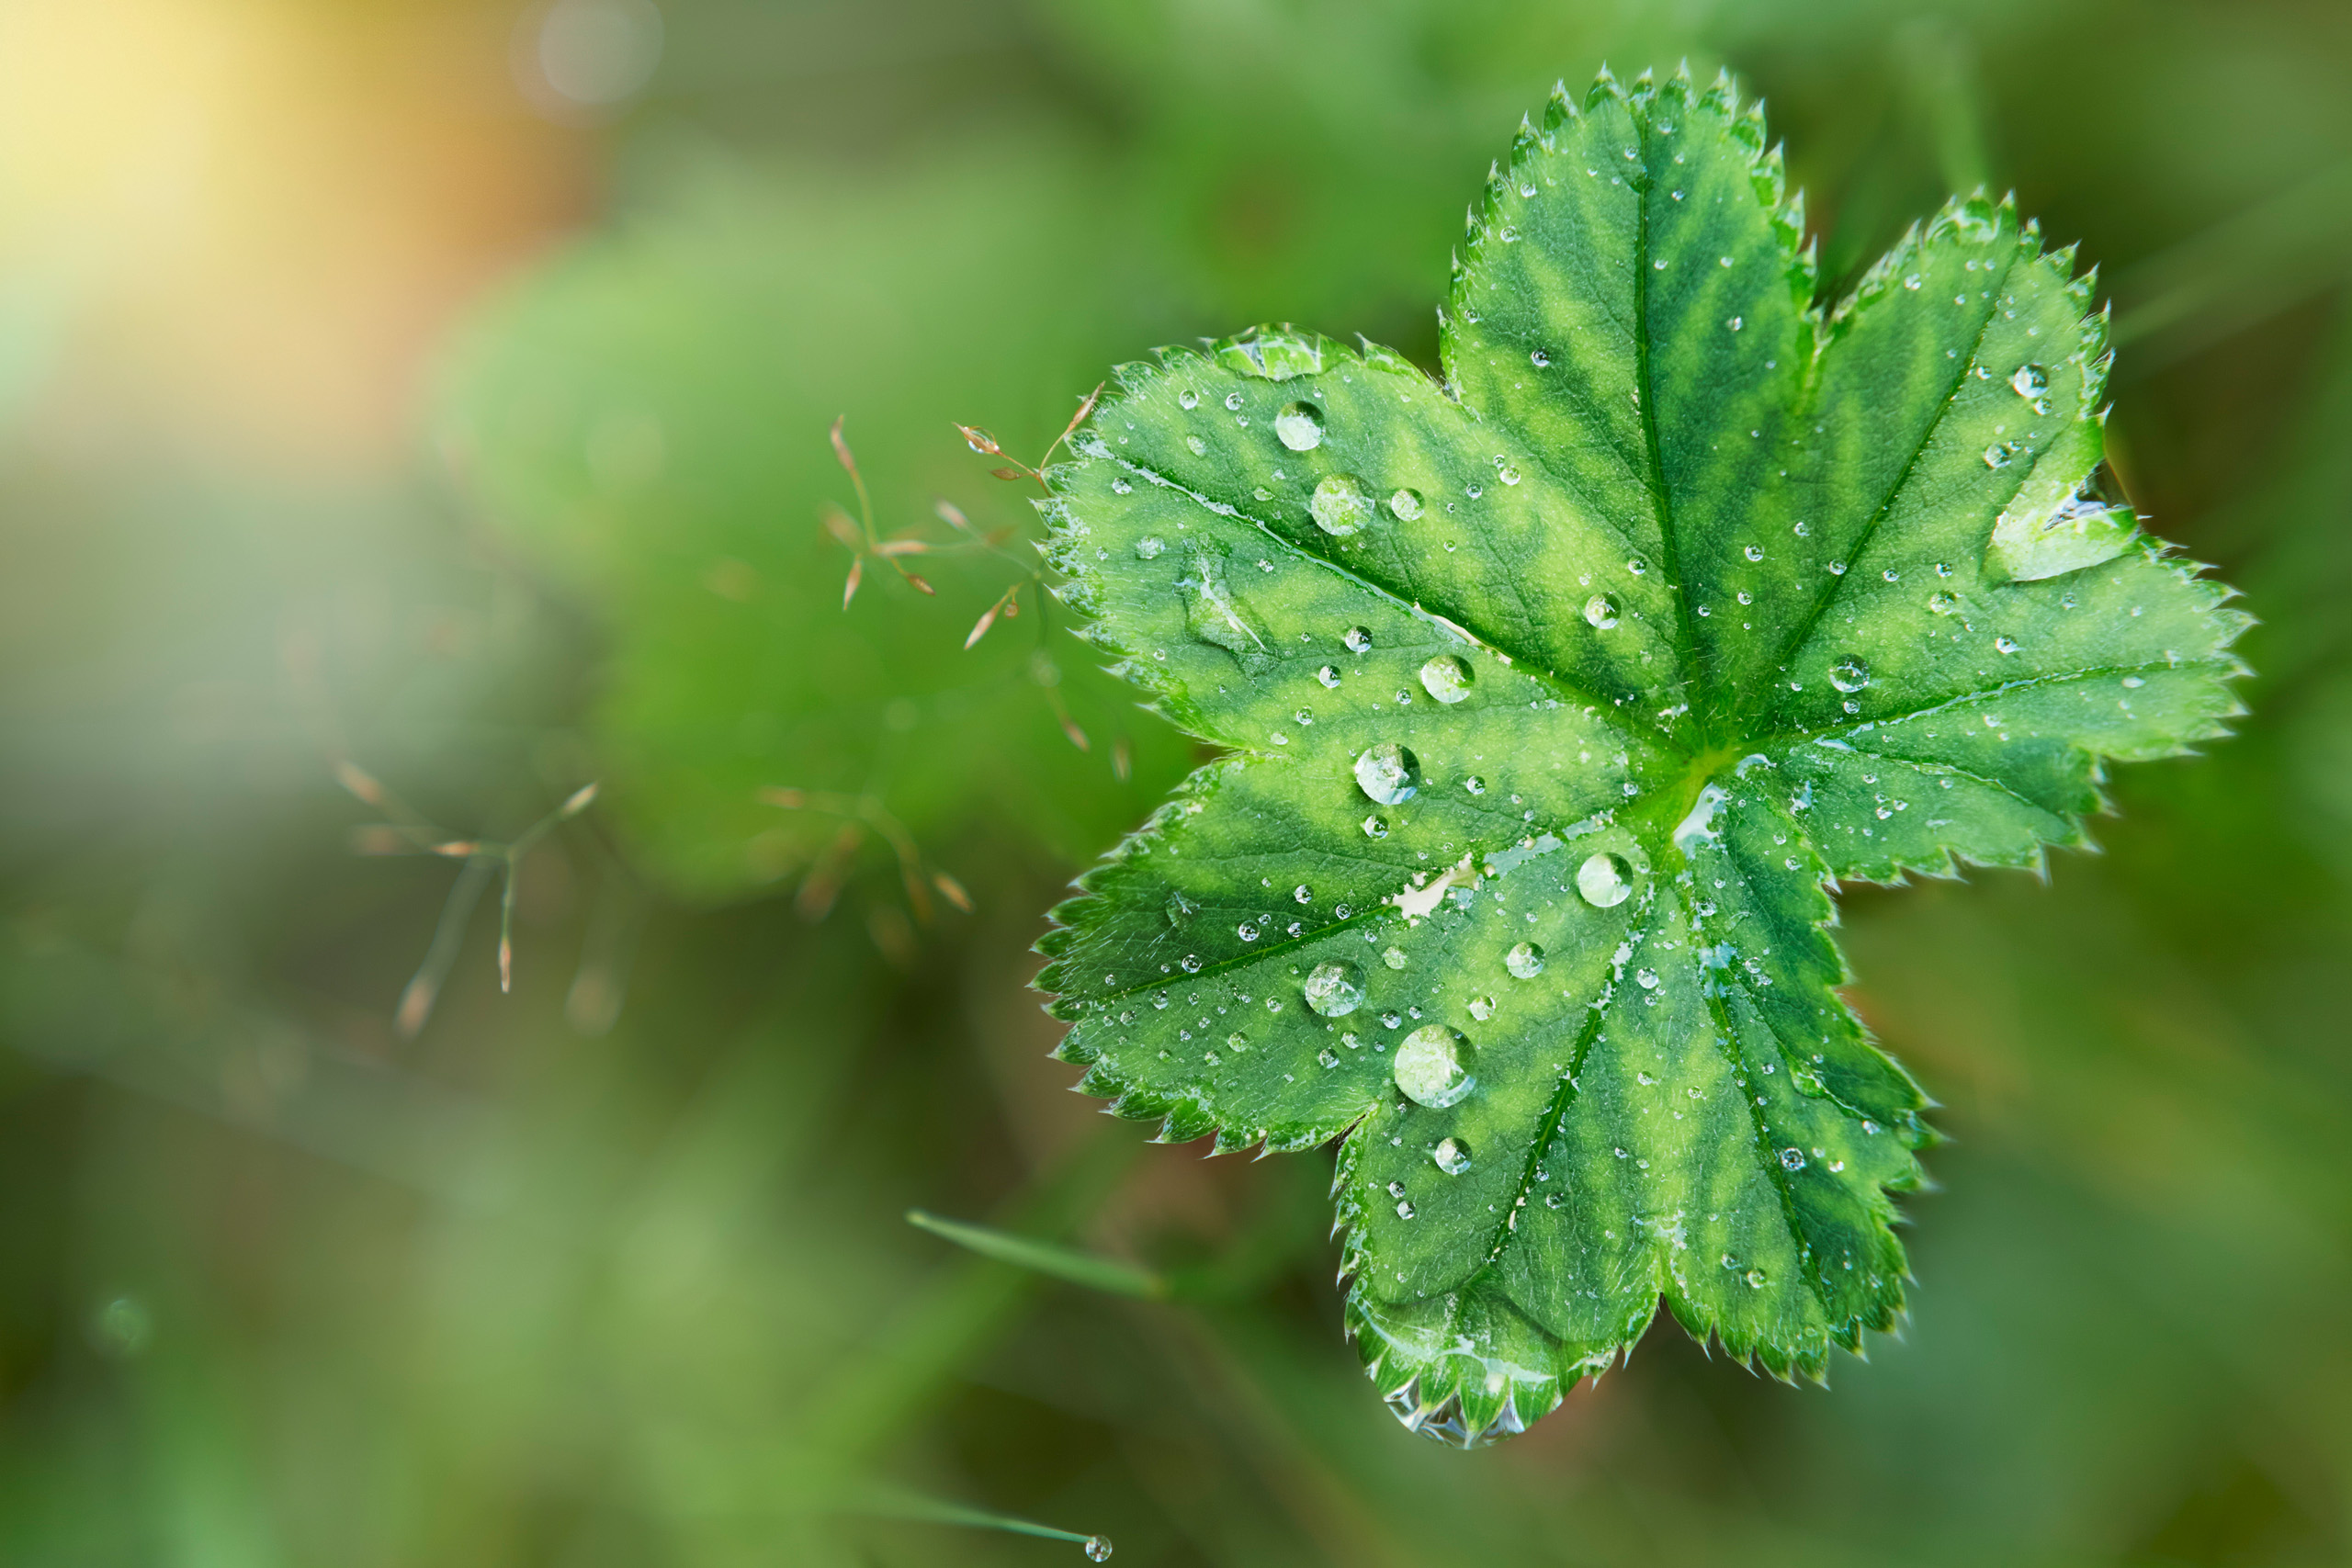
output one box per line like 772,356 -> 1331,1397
1034,66 -> 2250,1445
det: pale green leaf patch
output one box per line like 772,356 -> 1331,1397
1033,65 -> 2248,1445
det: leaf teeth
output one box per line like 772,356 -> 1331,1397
1544,78 -> 1578,130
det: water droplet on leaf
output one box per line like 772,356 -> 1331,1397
1309,474 -> 1374,536
1274,401 -> 1325,451
1353,742 -> 1422,805
1304,961 -> 1365,1017
1394,1026 -> 1476,1108
1577,852 -> 1634,908
1419,655 -> 1474,704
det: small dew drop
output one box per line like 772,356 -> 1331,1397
1507,942 -> 1546,979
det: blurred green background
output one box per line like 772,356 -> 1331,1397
2,0 -> 2349,1563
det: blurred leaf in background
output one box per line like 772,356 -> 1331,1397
0,0 -> 2348,1565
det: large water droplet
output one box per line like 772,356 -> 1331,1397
1176,545 -> 1268,666
1342,626 -> 1373,655
1779,1146 -> 1806,1171
1177,390 -> 1199,411
1353,742 -> 1422,805
2008,363 -> 2048,400
1394,1026 -> 1476,1108
1419,655 -> 1474,704
1985,463 -> 2139,582
1388,488 -> 1424,521
1304,961 -> 1365,1018
1274,401 -> 1325,451
1583,593 -> 1622,630
1309,474 -> 1374,536
1135,536 -> 1166,559
1362,815 -> 1388,840
1085,1536 -> 1114,1562
1434,1136 -> 1473,1176
1506,942 -> 1545,978
1828,659 -> 1870,694
1316,664 -> 1341,688
1382,945 -> 1408,970
1467,994 -> 1498,1021
1576,852 -> 1634,908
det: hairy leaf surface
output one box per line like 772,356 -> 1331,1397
1035,67 -> 2248,1444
